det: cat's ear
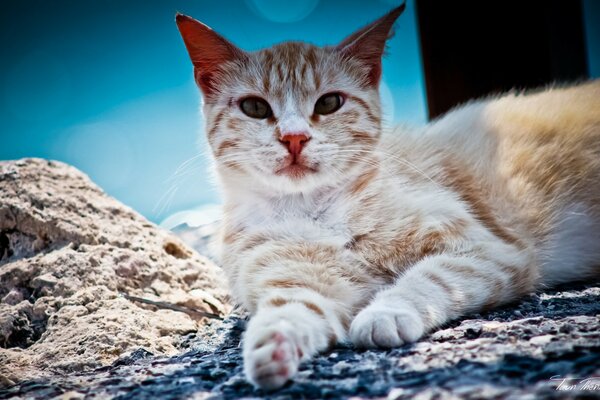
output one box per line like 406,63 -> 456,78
176,13 -> 246,96
336,4 -> 405,86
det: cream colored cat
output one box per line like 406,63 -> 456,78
176,5 -> 600,390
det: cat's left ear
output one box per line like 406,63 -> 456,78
336,4 -> 405,86
176,13 -> 247,97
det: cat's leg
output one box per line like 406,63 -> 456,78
350,240 -> 536,348
236,242 -> 363,389
243,290 -> 349,389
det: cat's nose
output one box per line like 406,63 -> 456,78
279,132 -> 310,157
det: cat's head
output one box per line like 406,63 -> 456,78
176,6 -> 404,195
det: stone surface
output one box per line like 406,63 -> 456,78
0,159 -> 230,387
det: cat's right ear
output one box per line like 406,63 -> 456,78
176,13 -> 246,97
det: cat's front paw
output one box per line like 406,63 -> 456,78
350,299 -> 424,349
243,320 -> 303,390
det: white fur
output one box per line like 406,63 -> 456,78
539,203 -> 600,286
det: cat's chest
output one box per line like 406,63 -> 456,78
235,193 -> 352,241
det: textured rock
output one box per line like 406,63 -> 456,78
0,159 -> 230,387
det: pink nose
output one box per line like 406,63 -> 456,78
279,132 -> 310,157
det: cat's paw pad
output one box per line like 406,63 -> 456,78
244,330 -> 302,390
349,302 -> 424,349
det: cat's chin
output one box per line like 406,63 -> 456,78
255,166 -> 329,195
275,164 -> 318,180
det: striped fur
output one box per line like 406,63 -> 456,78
177,8 -> 600,390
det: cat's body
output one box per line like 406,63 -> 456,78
177,6 -> 600,390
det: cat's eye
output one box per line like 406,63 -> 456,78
240,97 -> 273,119
314,93 -> 344,115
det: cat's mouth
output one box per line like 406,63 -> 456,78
275,158 -> 318,179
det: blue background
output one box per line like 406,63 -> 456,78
1,0 -> 598,224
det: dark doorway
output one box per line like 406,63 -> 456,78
416,0 -> 589,120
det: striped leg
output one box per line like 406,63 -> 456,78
237,242 -> 362,389
350,244 -> 535,348
243,290 -> 347,389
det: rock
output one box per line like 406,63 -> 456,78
529,334 -> 554,346
0,159 -> 230,386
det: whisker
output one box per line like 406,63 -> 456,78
319,146 -> 440,187
165,153 -> 204,184
153,184 -> 179,217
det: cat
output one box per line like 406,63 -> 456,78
176,5 -> 600,390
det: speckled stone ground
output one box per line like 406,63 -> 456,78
1,282 -> 599,399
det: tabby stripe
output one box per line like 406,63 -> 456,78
264,279 -> 307,289
208,110 -> 226,140
439,262 -> 506,308
350,130 -> 375,143
267,298 -> 324,317
347,95 -> 379,125
216,140 -> 238,158
424,272 -> 453,295
442,163 -> 524,249
349,167 -> 377,195
301,301 -> 324,316
239,234 -> 270,252
269,297 -> 290,307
